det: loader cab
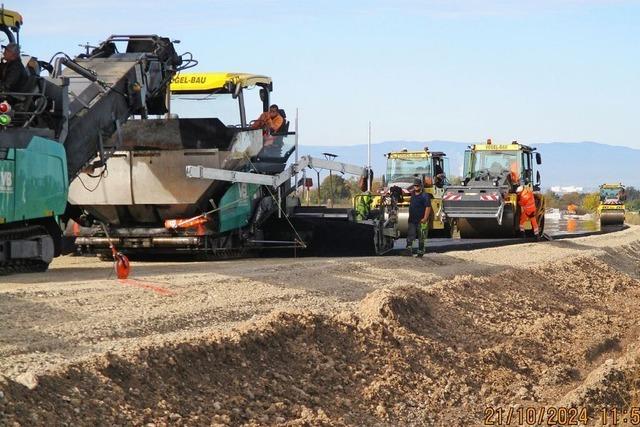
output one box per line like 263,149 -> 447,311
463,140 -> 541,190
383,149 -> 450,190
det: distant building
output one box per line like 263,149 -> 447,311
550,185 -> 584,194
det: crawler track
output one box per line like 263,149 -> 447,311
0,225 -> 51,275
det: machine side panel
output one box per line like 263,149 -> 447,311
0,151 -> 15,224
68,152 -> 134,205
132,149 -> 224,204
219,183 -> 261,233
13,137 -> 68,221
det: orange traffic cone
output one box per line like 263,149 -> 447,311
113,250 -> 131,279
101,223 -> 131,279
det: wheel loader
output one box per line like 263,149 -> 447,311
360,148 -> 452,237
597,183 -> 625,226
441,140 -> 545,238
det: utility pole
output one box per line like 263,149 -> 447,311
316,169 -> 321,205
368,121 -> 372,192
323,152 -> 338,207
294,108 -> 299,191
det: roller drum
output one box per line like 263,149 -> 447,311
599,211 -> 625,226
457,206 -> 517,238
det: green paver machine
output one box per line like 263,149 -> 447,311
0,7 -> 184,273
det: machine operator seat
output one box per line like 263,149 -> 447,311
9,65 -> 44,126
270,108 -> 289,148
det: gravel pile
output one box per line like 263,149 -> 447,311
3,245 -> 640,425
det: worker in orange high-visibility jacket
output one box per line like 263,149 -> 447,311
509,161 -> 519,184
516,185 -> 539,237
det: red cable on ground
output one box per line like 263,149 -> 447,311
117,279 -> 175,296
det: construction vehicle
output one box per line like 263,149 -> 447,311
442,140 -> 545,238
597,183 -> 626,226
185,155 -> 398,256
363,148 -> 452,237
69,72 -> 396,256
0,12 -> 184,273
0,8 -> 63,274
69,72 -> 290,255
0,6 -> 21,45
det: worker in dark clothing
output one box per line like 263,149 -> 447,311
434,163 -> 446,188
405,178 -> 432,257
0,43 -> 28,93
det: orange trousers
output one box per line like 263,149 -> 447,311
519,211 -> 539,234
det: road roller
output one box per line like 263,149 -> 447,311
366,148 -> 453,237
441,139 -> 545,238
597,183 -> 626,226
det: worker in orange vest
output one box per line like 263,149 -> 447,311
251,104 -> 284,146
516,185 -> 540,237
509,161 -> 519,184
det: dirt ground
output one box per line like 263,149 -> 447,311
2,227 -> 640,425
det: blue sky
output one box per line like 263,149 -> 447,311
16,0 -> 640,148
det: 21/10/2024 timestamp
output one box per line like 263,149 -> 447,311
484,406 -> 640,425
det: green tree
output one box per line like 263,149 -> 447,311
559,191 -> 584,207
582,192 -> 600,212
627,199 -> 640,212
320,175 -> 352,201
625,186 -> 640,203
543,190 -> 561,209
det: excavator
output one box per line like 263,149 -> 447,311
363,148 -> 452,237
442,139 -> 545,238
597,183 -> 626,226
0,7 -> 186,274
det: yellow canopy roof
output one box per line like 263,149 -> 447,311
170,72 -> 272,94
473,141 -> 534,151
0,8 -> 23,30
388,151 -> 431,159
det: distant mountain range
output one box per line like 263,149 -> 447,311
298,140 -> 639,191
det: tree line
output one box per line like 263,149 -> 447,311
544,186 -> 640,213
303,175 -> 640,213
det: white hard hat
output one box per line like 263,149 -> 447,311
516,185 -> 524,193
